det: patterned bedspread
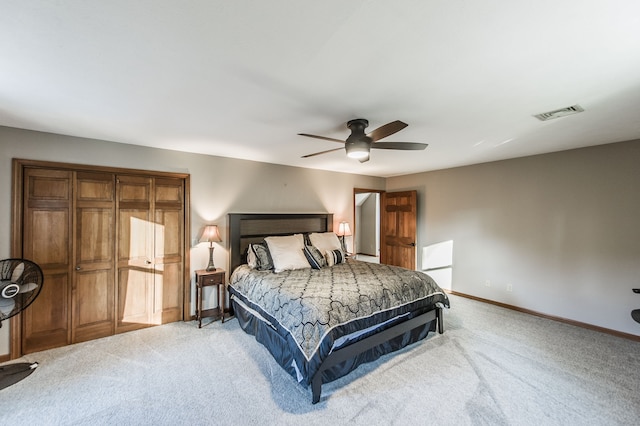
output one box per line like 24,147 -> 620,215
229,259 -> 449,362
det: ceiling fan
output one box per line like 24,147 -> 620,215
299,119 -> 428,163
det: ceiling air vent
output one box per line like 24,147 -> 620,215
534,104 -> 584,121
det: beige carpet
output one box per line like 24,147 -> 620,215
1,294 -> 639,425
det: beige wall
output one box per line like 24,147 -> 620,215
3,125 -> 638,355
0,126 -> 385,355
387,140 -> 640,337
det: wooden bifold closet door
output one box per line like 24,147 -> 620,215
116,175 -> 184,333
17,162 -> 187,355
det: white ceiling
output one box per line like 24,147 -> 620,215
2,1 -> 640,177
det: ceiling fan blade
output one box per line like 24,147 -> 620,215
371,142 -> 428,151
301,147 -> 344,158
367,120 -> 408,142
298,133 -> 345,144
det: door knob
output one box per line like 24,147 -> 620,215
75,266 -> 81,271
145,260 -> 152,264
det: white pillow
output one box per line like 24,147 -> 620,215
308,232 -> 342,256
264,234 -> 310,272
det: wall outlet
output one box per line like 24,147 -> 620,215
506,283 -> 513,292
484,280 -> 491,287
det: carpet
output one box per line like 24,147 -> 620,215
0,294 -> 638,425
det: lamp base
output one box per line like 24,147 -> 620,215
206,245 -> 216,271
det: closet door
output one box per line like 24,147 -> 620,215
152,178 -> 184,324
72,171 -> 115,343
116,176 -> 184,330
22,168 -> 72,353
116,175 -> 154,333
13,159 -> 188,357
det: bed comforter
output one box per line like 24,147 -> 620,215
229,259 -> 449,386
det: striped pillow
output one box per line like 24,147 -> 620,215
324,248 -> 345,267
248,242 -> 274,270
302,245 -> 327,269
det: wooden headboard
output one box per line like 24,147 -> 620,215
228,213 -> 333,273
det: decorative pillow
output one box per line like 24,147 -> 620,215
247,246 -> 257,268
302,245 -> 327,270
308,232 -> 342,256
264,234 -> 310,272
247,242 -> 273,271
325,248 -> 346,267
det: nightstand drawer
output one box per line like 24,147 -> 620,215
201,274 -> 223,285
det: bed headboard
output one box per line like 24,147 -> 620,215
228,213 -> 333,273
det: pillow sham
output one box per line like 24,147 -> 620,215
264,234 -> 310,272
247,242 -> 273,271
302,245 -> 327,270
325,248 -> 346,267
308,232 -> 342,256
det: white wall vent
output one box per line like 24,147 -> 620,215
534,104 -> 584,121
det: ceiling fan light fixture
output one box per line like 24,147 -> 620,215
346,140 -> 370,159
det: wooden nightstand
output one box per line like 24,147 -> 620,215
195,268 -> 226,328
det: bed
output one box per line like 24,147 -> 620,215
227,213 -> 449,403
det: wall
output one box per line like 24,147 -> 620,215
0,126 -> 385,355
386,140 -> 640,337
358,193 -> 378,256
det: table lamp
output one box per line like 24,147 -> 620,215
200,225 -> 222,271
337,222 -> 352,254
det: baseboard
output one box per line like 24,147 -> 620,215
0,353 -> 9,363
447,290 -> 640,342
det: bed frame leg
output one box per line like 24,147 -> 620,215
437,306 -> 444,334
311,373 -> 322,404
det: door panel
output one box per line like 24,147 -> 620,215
22,272 -> 70,352
22,168 -> 72,353
152,178 -> 184,324
73,269 -> 113,342
116,176 -> 153,333
381,190 -> 417,269
153,261 -> 183,324
155,209 -> 182,260
117,268 -> 151,332
73,171 -> 115,342
118,210 -> 153,266
27,210 -> 70,266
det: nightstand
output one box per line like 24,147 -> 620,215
195,268 -> 226,328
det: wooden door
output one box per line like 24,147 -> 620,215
152,178 -> 184,324
116,175 -> 154,333
13,159 -> 188,358
72,172 -> 115,343
380,190 -> 417,269
22,168 -> 72,353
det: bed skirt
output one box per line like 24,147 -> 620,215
232,297 -> 438,389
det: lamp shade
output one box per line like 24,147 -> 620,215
199,225 -> 222,243
337,222 -> 352,237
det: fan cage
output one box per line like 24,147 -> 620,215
0,258 -> 44,322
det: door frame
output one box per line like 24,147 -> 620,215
10,158 -> 191,360
353,188 -> 384,259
